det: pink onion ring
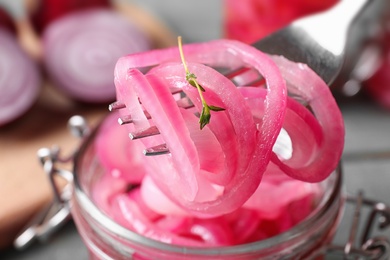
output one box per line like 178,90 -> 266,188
114,39 -> 287,216
95,111 -> 147,183
269,55 -> 344,182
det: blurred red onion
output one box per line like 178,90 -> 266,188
43,8 -> 151,103
0,27 -> 40,126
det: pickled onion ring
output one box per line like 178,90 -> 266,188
114,39 -> 287,216
95,111 -> 147,183
269,56 -> 344,182
110,193 -> 207,247
235,58 -> 343,182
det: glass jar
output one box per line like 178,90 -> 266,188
15,116 -> 390,259
68,117 -> 344,260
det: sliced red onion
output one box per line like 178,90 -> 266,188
269,55 -> 344,182
140,175 -> 189,216
114,40 -> 287,216
184,218 -> 235,246
43,9 -> 151,103
127,188 -> 162,221
239,85 -> 331,182
110,193 -> 207,247
92,170 -> 128,215
225,208 -> 262,244
0,27 -> 40,126
95,111 -> 147,183
243,164 -> 320,219
91,38 -> 346,245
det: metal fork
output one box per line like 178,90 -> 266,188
109,90 -> 195,156
110,0 -> 389,156
253,0 -> 389,89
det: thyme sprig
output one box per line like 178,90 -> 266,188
177,36 -> 225,129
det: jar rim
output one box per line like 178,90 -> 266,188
73,120 -> 343,256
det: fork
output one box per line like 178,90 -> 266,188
252,0 -> 389,89
109,0 -> 388,156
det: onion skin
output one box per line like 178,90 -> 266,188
0,27 -> 40,126
43,8 -> 151,103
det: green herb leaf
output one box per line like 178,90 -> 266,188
208,105 -> 225,112
186,72 -> 197,81
178,36 -> 224,129
199,106 -> 211,129
188,80 -> 205,92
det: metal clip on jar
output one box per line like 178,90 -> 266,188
14,116 -> 390,259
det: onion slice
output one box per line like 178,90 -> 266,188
239,70 -> 343,183
269,56 -> 344,182
95,112 -> 147,183
0,28 -> 40,126
114,39 -> 287,216
43,9 -> 151,103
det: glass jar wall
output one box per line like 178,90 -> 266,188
70,122 -> 344,260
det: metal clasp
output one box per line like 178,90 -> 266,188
318,192 -> 390,259
13,116 -> 90,250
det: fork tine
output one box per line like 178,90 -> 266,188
118,115 -> 133,125
129,126 -> 160,140
112,59 -> 261,156
118,110 -> 151,125
111,62 -> 263,157
170,87 -> 183,95
144,143 -> 170,156
243,77 -> 266,87
176,97 -> 194,109
108,101 -> 125,111
224,67 -> 251,79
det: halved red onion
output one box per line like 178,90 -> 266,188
0,28 -> 40,126
43,9 -> 151,103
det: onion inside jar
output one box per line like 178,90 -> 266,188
70,39 -> 345,258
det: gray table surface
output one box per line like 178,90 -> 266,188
3,0 -> 390,259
